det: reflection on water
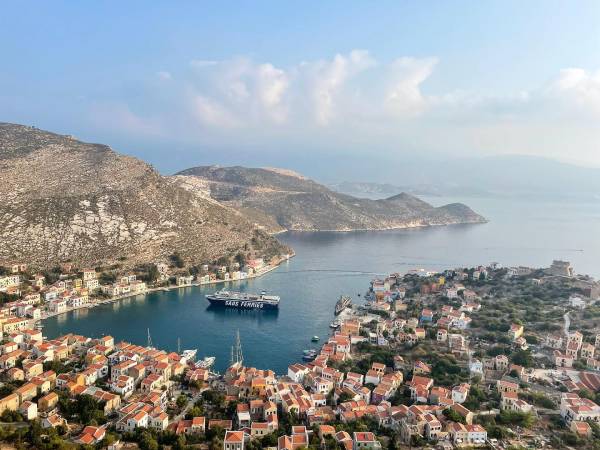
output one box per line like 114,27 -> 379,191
205,305 -> 279,321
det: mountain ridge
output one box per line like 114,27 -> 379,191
175,165 -> 486,233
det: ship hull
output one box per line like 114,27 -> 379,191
207,296 -> 279,310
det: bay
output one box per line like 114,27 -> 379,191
42,196 -> 600,374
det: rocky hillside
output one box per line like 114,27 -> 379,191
174,166 -> 487,232
0,124 -> 288,269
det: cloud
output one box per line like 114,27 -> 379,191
191,95 -> 239,128
86,51 -> 600,166
305,50 -> 375,125
385,57 -> 438,116
548,68 -> 600,118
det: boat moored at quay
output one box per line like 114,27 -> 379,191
206,290 -> 280,310
334,295 -> 352,315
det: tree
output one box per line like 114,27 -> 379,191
176,395 -> 188,408
147,265 -> 160,283
443,407 -> 465,424
235,252 -> 246,267
511,349 -> 533,368
170,253 -> 185,268
139,431 -> 159,450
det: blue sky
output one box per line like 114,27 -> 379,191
1,1 -> 600,175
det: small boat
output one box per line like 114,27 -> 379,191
330,319 -> 341,328
181,349 -> 197,362
196,356 -> 216,369
302,350 -> 318,361
303,349 -> 316,355
334,295 -> 352,315
311,336 -> 320,342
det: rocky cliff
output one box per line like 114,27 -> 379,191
0,124 -> 288,269
175,166 -> 487,233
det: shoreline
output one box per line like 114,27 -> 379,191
39,254 -> 294,322
273,219 -> 487,234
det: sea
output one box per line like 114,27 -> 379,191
42,196 -> 600,374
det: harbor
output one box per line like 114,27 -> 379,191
39,196 -> 600,374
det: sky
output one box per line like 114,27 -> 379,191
1,1 -> 600,177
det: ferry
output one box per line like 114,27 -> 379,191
334,295 -> 352,315
206,290 -> 280,310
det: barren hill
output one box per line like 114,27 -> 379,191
0,124 -> 288,269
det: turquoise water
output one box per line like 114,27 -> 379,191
42,197 -> 600,373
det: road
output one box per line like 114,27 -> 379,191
173,389 -> 206,422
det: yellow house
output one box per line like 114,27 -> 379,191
53,346 -> 69,361
23,361 -> 43,380
0,393 -> 20,413
15,383 -> 37,404
31,377 -> 52,395
2,317 -> 29,333
38,392 -> 59,411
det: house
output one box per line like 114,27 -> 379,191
494,355 -> 509,372
571,421 -> 593,438
452,383 -> 470,404
497,380 -> 519,395
19,401 -> 38,420
15,382 -> 37,403
568,331 -> 584,351
224,430 -> 245,450
554,351 -> 574,368
501,392 -> 533,413
450,403 -> 474,425
353,431 -> 382,449
42,413 -> 65,429
0,393 -> 19,414
406,359 -> 427,378
75,425 -> 107,445
561,393 -> 600,424
111,375 -> 135,398
447,422 -> 487,447
38,392 -> 59,411
437,329 -> 448,342
509,324 -> 524,341
581,343 -> 595,360
469,359 -> 483,376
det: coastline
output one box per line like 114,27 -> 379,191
39,253 -> 294,322
271,219 -> 487,234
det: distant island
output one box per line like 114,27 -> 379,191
174,166 -> 486,233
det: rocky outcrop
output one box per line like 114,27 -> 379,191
0,124 -> 288,269
175,166 -> 487,233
